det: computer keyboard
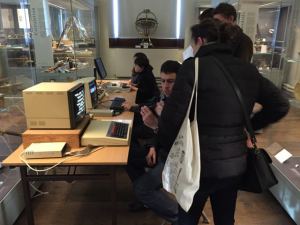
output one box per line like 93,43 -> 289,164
106,121 -> 129,139
110,97 -> 125,111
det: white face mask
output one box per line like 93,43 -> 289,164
182,45 -> 194,61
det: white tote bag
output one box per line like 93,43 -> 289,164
162,58 -> 201,212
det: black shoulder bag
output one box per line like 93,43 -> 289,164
212,56 -> 278,193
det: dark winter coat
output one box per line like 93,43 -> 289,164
134,65 -> 160,104
157,43 -> 289,179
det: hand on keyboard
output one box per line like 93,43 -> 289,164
122,101 -> 132,111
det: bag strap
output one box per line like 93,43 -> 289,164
193,58 -> 199,120
185,58 -> 199,119
211,56 -> 257,147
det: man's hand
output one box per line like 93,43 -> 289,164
246,137 -> 255,148
122,101 -> 132,111
140,106 -> 158,129
146,147 -> 157,167
155,101 -> 164,116
130,85 -> 138,91
245,131 -> 255,148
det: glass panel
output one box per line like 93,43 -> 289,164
34,0 -> 96,82
250,0 -> 293,87
0,0 -> 33,128
71,0 -> 96,80
0,0 -> 97,200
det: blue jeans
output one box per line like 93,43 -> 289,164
178,176 -> 242,225
133,160 -> 178,224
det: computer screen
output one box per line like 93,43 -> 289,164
89,79 -> 98,108
71,84 -> 86,124
94,58 -> 107,80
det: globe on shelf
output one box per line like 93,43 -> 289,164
135,9 -> 158,48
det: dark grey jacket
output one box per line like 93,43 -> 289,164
157,43 -> 289,178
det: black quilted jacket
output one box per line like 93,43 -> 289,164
157,43 -> 289,178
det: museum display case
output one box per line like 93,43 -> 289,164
198,0 -> 296,88
0,0 -> 97,87
236,0 -> 295,88
0,1 -> 97,224
250,1 -> 293,87
38,0 -> 96,82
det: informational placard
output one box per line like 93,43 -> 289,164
275,148 -> 293,163
29,0 -> 54,67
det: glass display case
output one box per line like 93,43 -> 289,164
37,0 -> 96,82
0,2 -> 98,223
249,0 -> 294,87
0,0 -> 97,88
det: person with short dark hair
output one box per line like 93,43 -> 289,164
198,8 -> 214,22
133,52 -> 147,60
154,19 -> 289,225
130,52 -> 148,86
213,2 -> 237,22
127,60 -> 181,224
213,2 -> 253,62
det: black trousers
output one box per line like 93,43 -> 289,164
178,176 -> 242,225
126,140 -> 149,182
126,112 -> 155,182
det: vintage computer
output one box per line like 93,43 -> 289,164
73,77 -> 113,116
23,82 -> 86,129
94,57 -> 130,92
94,57 -> 108,80
73,77 -> 98,110
81,119 -> 131,146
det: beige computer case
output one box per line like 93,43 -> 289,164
23,82 -> 82,129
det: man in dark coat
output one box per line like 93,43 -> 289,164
156,19 -> 289,225
129,60 -> 181,225
213,2 -> 253,62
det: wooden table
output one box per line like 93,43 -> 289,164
3,86 -> 137,225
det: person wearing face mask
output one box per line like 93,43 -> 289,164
156,19 -> 289,225
182,8 -> 214,61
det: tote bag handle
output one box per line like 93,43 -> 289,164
185,57 -> 199,120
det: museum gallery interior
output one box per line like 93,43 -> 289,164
0,0 -> 300,225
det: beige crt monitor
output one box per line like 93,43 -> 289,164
23,82 -> 86,129
73,77 -> 98,110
